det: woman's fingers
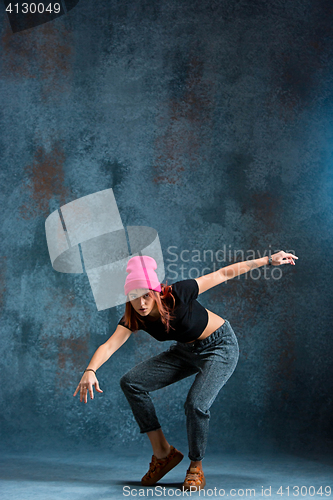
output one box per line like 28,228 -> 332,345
80,386 -> 86,403
288,253 -> 298,261
280,252 -> 298,265
74,378 -> 102,402
94,381 -> 103,393
77,384 -> 94,403
287,253 -> 298,265
89,384 -> 94,400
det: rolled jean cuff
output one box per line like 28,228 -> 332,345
140,425 -> 162,434
188,453 -> 204,461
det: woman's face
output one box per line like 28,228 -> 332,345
128,288 -> 157,317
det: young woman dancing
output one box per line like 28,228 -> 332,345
73,250 -> 298,491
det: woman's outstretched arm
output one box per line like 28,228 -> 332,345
195,250 -> 298,295
73,325 -> 132,403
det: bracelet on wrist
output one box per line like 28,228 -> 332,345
84,368 -> 96,375
268,256 -> 272,266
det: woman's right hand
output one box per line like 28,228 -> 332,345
271,250 -> 298,266
73,371 -> 103,403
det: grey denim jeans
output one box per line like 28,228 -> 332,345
119,319 -> 239,461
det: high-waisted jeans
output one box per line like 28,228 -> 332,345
119,319 -> 239,461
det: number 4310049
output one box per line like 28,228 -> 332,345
6,3 -> 61,14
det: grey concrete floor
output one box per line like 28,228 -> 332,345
0,448 -> 332,500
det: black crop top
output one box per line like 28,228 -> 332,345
118,279 -> 209,342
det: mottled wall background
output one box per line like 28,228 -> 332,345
0,0 -> 332,458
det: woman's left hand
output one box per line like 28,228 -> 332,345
272,250 -> 298,266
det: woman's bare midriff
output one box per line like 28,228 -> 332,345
185,309 -> 225,343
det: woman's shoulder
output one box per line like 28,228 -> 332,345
169,279 -> 199,304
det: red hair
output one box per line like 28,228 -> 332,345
122,282 -> 176,333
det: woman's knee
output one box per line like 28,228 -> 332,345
119,372 -> 132,392
184,399 -> 210,419
120,369 -> 146,393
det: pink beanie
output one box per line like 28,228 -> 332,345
124,255 -> 161,296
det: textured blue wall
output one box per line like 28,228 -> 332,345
0,0 -> 332,456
